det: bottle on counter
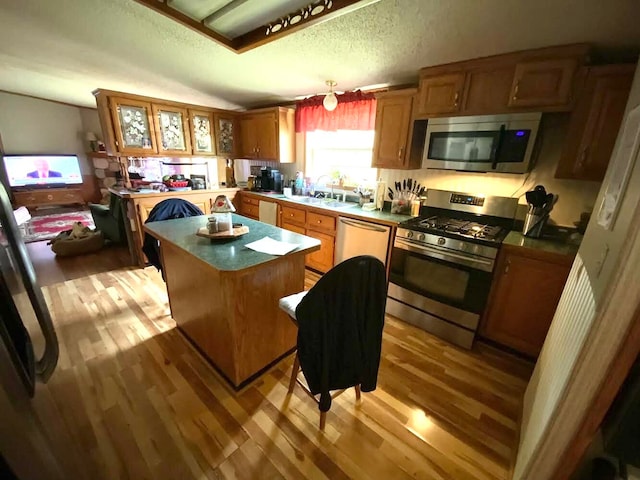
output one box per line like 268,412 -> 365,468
375,178 -> 386,211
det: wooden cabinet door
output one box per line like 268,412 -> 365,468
508,58 -> 579,108
109,97 -> 157,155
213,113 -> 237,157
238,116 -> 257,159
152,104 -> 192,155
281,222 -> 306,235
481,248 -> 572,357
555,64 -> 635,181
254,112 -> 278,160
305,229 -> 335,273
416,73 -> 465,116
372,94 -> 413,169
462,66 -> 515,113
189,109 -> 216,156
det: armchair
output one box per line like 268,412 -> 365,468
88,193 -> 126,244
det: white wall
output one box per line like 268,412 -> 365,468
0,92 -> 97,175
379,114 -> 602,227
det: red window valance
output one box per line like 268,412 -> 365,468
295,90 -> 377,133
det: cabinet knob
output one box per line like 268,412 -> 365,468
317,220 -> 321,224
454,91 -> 460,108
504,259 -> 511,274
512,81 -> 520,101
398,146 -> 404,159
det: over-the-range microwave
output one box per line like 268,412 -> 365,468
422,112 -> 542,174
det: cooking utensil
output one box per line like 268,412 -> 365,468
395,181 -> 401,192
525,189 -> 547,208
388,187 -> 394,200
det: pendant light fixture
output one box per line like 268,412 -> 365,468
323,80 -> 338,111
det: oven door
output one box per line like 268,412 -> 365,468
389,237 -> 494,315
421,113 -> 541,173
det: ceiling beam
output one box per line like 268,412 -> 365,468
233,0 -> 381,53
132,0 -> 381,54
132,0 -> 236,52
201,0 -> 251,25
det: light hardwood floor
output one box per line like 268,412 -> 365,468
26,242 -> 533,480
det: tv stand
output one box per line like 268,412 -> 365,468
13,187 -> 84,209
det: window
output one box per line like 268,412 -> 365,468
305,130 -> 378,188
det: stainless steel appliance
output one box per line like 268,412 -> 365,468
387,189 -> 518,348
422,113 -> 542,174
335,217 -> 391,266
0,181 -> 64,477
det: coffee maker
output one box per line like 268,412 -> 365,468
257,167 -> 283,193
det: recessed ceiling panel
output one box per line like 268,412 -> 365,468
205,0 -> 313,38
169,0 -> 233,22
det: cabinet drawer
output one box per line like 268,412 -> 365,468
281,206 -> 306,225
242,196 -> 260,206
307,212 -> 336,233
281,222 -> 306,235
242,203 -> 259,219
14,189 -> 83,206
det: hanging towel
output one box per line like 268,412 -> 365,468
259,201 -> 278,225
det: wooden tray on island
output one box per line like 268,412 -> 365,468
197,226 -> 249,240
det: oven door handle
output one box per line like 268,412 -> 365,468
394,237 -> 494,271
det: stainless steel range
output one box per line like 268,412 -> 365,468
387,189 -> 518,348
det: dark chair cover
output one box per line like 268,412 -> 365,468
295,255 -> 387,412
141,198 -> 204,274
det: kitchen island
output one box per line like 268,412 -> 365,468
144,214 -> 320,389
109,187 -> 240,266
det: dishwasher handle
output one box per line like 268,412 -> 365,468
338,217 -> 388,233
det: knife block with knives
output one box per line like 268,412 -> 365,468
389,178 -> 425,214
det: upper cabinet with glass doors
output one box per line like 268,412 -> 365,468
190,109 -> 216,156
109,97 -> 158,156
152,104 -> 192,155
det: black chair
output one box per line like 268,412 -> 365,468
142,198 -> 204,276
88,193 -> 126,243
278,255 -> 387,430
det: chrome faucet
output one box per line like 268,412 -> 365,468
314,174 -> 335,199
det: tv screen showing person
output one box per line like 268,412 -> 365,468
26,158 -> 62,179
2,155 -> 82,187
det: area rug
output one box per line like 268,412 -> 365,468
21,210 -> 95,244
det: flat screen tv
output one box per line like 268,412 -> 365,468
2,155 -> 83,188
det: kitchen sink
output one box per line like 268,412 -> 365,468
286,195 -> 354,209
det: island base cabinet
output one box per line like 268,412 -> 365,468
160,241 -> 302,388
480,246 -> 572,358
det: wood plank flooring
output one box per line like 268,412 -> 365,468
27,244 -> 533,480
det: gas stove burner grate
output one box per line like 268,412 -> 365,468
415,216 -> 504,241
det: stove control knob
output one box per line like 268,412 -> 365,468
437,237 -> 446,246
406,231 -> 414,238
417,233 -> 426,241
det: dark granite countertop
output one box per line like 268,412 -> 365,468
242,191 -> 411,226
143,213 -> 320,272
504,230 -> 581,257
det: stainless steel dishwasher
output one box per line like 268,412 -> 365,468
335,217 -> 391,266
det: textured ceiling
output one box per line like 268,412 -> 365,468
0,0 -> 639,110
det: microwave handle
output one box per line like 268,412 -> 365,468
491,124 -> 506,170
